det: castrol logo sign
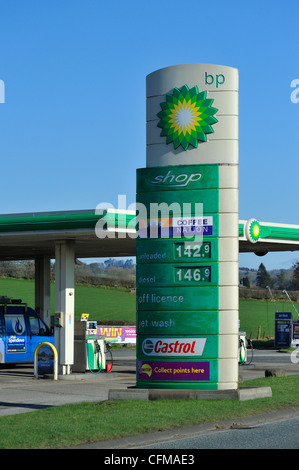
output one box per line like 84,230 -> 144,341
142,338 -> 206,357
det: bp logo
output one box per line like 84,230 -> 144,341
157,84 -> 218,151
245,218 -> 261,243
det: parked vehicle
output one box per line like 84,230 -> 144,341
0,297 -> 54,365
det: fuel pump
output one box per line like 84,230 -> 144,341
85,321 -> 106,373
238,331 -> 253,365
73,320 -> 107,373
239,331 -> 247,364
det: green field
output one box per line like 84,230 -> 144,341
0,277 -> 298,337
0,277 -> 136,323
238,298 -> 294,339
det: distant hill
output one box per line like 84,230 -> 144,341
75,260 -> 136,289
239,266 -> 294,288
0,259 -> 296,292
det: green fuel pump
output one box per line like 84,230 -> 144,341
73,320 -> 106,373
86,335 -> 105,373
239,332 -> 247,364
238,331 -> 253,365
85,321 -> 106,373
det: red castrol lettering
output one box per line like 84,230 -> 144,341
154,340 -> 196,354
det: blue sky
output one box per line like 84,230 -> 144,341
0,0 -> 298,270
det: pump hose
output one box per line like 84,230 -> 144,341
105,342 -> 113,371
86,342 -> 103,374
246,338 -> 254,365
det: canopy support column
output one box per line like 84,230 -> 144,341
35,256 -> 51,328
54,240 -> 75,375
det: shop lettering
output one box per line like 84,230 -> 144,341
149,169 -> 202,187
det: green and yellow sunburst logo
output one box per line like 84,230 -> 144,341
157,84 -> 219,151
245,218 -> 261,244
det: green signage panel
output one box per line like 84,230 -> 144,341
137,263 -> 218,287
136,164 -> 219,192
137,286 -> 219,311
137,310 -> 219,335
137,189 -> 219,215
137,135 -> 226,390
137,238 -> 219,264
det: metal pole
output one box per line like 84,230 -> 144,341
283,290 -> 299,318
266,285 -> 278,312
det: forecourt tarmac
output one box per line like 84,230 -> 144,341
0,349 -> 299,417
0,350 -> 136,417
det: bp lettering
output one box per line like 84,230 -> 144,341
205,71 -> 225,88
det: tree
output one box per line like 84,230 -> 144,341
276,269 -> 287,290
241,276 -> 250,288
292,262 -> 299,290
256,263 -> 272,288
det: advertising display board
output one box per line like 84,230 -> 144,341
275,312 -> 292,348
292,322 -> 299,347
97,326 -> 136,344
136,64 -> 239,390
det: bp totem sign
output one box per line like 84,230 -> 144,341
136,64 -> 239,390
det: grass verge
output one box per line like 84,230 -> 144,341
0,375 -> 298,449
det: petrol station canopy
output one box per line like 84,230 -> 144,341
0,209 -> 298,260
